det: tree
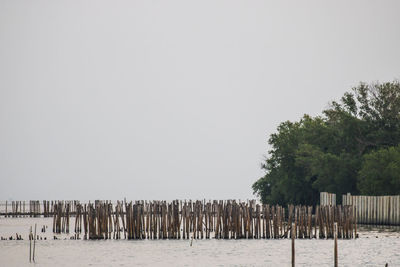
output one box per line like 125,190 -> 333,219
252,116 -> 327,205
253,81 -> 400,205
358,145 -> 400,195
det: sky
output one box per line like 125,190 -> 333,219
1,0 -> 400,201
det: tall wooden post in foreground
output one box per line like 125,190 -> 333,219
334,222 -> 338,267
33,224 -> 37,262
29,226 -> 32,262
291,223 -> 295,267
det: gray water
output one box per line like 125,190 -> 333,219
0,218 -> 399,266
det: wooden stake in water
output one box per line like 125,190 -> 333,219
334,222 -> 338,267
291,223 -> 295,267
29,226 -> 32,262
33,223 -> 37,262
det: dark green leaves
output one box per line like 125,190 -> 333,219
358,145 -> 400,195
253,81 -> 400,205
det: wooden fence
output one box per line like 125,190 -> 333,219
0,200 -> 78,217
0,200 -> 357,240
320,192 -> 336,206
342,193 -> 400,225
67,200 -> 356,240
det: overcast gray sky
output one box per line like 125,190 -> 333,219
1,0 -> 400,201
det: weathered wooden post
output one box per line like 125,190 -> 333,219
29,226 -> 32,262
33,223 -> 37,262
291,222 -> 295,267
334,222 -> 338,267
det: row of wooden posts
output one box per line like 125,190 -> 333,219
2,200 -> 78,217
24,209 -> 344,267
342,193 -> 400,225
320,192 -> 400,226
4,196 -> 400,226
51,200 -> 357,240
3,201 -> 43,217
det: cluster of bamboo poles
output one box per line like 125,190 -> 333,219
2,200 -> 79,217
3,201 -> 42,217
315,205 -> 355,239
29,224 -> 37,263
42,201 -> 51,217
53,201 -> 71,234
51,200 -> 357,240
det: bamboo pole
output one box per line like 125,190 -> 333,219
291,222 -> 295,267
334,222 -> 338,267
29,226 -> 32,262
33,223 -> 37,262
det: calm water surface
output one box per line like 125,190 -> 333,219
0,217 -> 399,266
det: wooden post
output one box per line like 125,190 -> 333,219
396,196 -> 400,225
33,223 -> 37,262
29,226 -> 32,262
334,222 -> 338,267
291,222 -> 295,267
354,205 -> 357,238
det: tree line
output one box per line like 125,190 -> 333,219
253,81 -> 400,205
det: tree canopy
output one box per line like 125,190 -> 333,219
358,145 -> 400,195
253,81 -> 400,205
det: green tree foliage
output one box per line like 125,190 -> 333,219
253,81 -> 400,205
358,145 -> 400,195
